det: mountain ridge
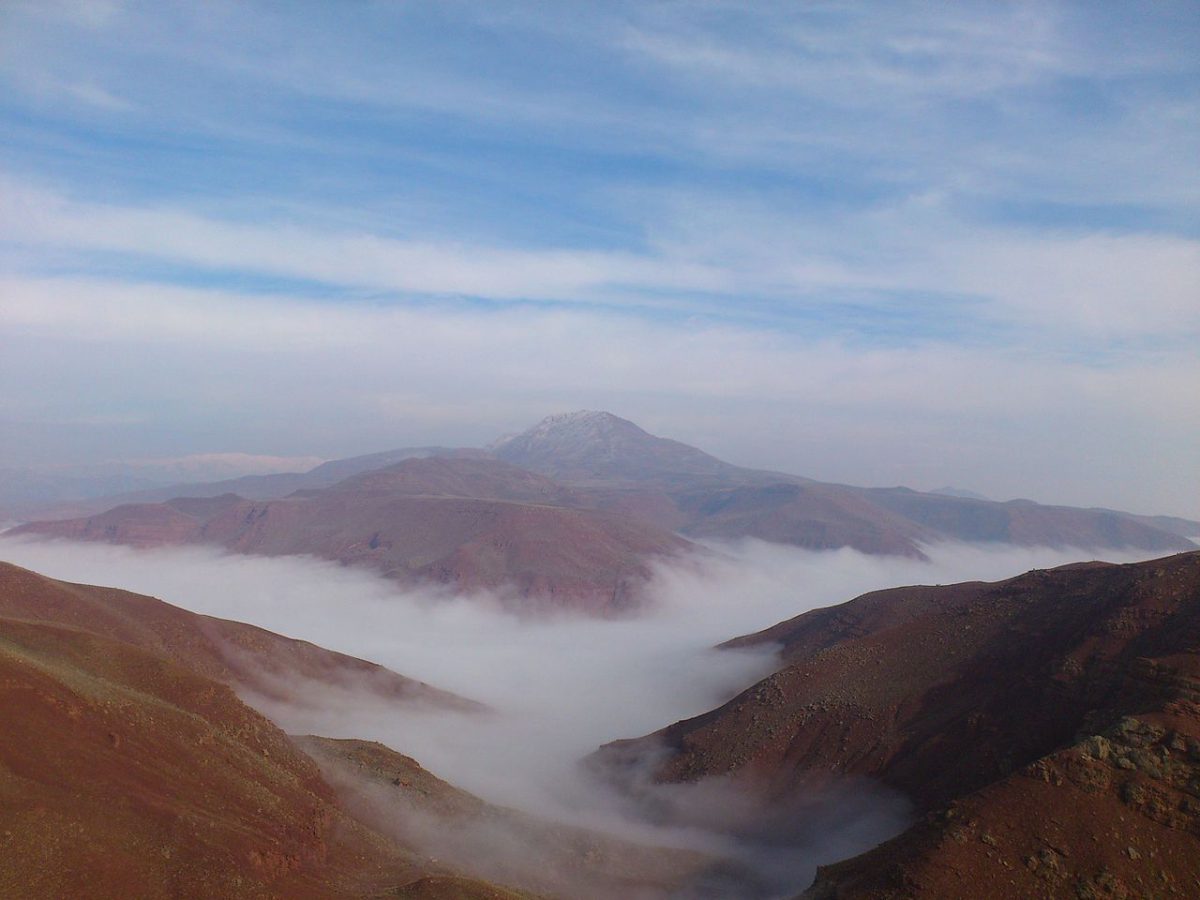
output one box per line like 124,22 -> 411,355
7,456 -> 694,615
6,412 -> 1194,601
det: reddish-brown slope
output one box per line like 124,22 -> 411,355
0,562 -> 479,713
22,495 -> 235,547
802,707 -> 1200,898
0,617 -> 357,899
0,563 -> 719,898
0,563 -> 539,899
594,552 -> 1200,895
11,458 -> 692,615
332,455 -> 581,505
22,447 -> 490,522
606,553 -> 1200,807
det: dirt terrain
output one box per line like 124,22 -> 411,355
595,551 -> 1200,897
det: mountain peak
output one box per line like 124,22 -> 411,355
489,411 -> 643,451
492,410 -> 739,487
488,411 -> 632,452
543,409 -> 621,424
528,409 -> 638,436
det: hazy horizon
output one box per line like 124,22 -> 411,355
2,407 -> 1198,523
2,1 -> 1198,516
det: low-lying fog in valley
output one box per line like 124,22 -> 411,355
0,535 -> 1166,896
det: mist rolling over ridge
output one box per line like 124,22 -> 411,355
0,533 -> 1173,896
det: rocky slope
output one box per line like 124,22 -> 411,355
594,551 -> 1200,897
802,711 -> 1200,898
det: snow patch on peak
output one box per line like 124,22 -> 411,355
541,410 -> 612,425
537,410 -> 614,427
488,411 -> 621,451
515,410 -> 638,440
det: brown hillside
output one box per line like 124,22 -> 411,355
9,457 -> 694,616
0,571 -> 451,899
594,551 -> 1200,897
0,562 -> 599,898
0,561 -> 479,713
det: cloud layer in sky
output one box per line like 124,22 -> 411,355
1,1 -> 1197,516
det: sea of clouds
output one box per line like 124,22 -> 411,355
0,535 -> 1165,896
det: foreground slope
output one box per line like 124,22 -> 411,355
1,617 -> 362,899
9,457 -> 693,615
0,563 -> 715,898
595,551 -> 1200,897
0,563 -> 504,898
0,560 -> 478,713
803,712 -> 1200,898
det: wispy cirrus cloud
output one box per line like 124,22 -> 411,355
5,176 -> 1197,344
0,179 -> 726,305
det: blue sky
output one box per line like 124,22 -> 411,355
1,1 -> 1198,516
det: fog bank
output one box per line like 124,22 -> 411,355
0,536 -> 1166,896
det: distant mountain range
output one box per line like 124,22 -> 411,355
593,549 -> 1200,898
13,446 -> 486,520
7,411 -> 1197,613
0,453 -> 327,517
931,485 -> 991,501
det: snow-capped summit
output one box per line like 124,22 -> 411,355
491,410 -> 745,487
491,410 -> 617,448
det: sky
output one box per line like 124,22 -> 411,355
1,0 -> 1198,517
